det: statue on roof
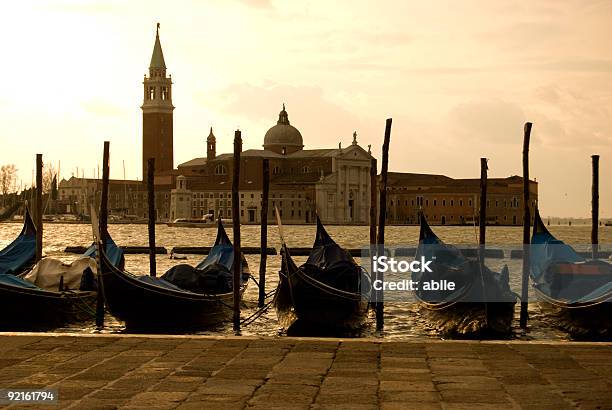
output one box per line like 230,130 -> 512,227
352,131 -> 358,145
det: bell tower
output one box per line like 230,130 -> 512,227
141,23 -> 174,179
207,127 -> 216,160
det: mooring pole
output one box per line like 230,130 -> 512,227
258,158 -> 270,308
35,154 -> 43,262
479,158 -> 488,255
376,118 -> 392,331
520,122 -> 532,328
147,158 -> 156,277
369,156 -> 378,323
97,141 -> 110,328
592,154 -> 599,259
232,130 -> 242,333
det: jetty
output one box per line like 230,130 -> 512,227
0,333 -> 610,408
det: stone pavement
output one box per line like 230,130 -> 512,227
0,334 -> 610,409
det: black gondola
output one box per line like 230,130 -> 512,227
0,206 -> 36,276
413,215 -> 517,336
531,209 -> 612,337
98,219 -> 249,330
275,215 -> 371,334
0,208 -> 124,330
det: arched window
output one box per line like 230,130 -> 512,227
214,164 -> 227,175
302,166 -> 310,173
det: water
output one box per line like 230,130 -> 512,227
1,222 -> 610,340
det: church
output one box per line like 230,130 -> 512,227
143,25 -> 374,224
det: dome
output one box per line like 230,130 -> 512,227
263,105 -> 304,154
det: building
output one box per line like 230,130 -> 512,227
384,173 -> 538,225
142,23 -> 174,180
57,177 -> 171,220
171,106 -> 374,224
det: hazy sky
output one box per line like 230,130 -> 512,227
1,0 -> 611,217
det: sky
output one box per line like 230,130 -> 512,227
0,0 -> 611,217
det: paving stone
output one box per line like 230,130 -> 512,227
0,335 -> 611,409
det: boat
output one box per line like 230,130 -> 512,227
167,214 -> 232,228
412,215 -> 517,337
0,208 -> 124,330
0,206 -> 36,276
274,214 -> 371,335
531,209 -> 612,337
98,218 -> 249,329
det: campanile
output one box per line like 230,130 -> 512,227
141,23 -> 174,179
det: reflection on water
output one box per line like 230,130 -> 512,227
0,222 -> 610,340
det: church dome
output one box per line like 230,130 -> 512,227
263,105 -> 304,154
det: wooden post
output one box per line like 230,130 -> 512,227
369,157 -> 378,255
479,158 -> 488,250
592,154 -> 599,259
258,158 -> 269,308
35,154 -> 43,262
232,130 -> 242,333
369,156 -> 377,323
97,141 -> 110,328
376,118 -> 392,331
520,123 -> 532,328
147,158 -> 157,276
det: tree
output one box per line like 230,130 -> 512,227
0,164 -> 18,207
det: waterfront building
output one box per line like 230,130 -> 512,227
172,108 -> 374,224
384,173 -> 538,225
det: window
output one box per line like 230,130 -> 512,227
442,200 -> 446,206
251,194 -> 254,198
433,199 -> 437,206
302,166 -> 310,173
214,164 -> 227,175
148,86 -> 155,100
272,166 -> 281,175
468,199 -> 472,207
459,200 -> 463,206
450,200 -> 454,206
241,194 -> 244,198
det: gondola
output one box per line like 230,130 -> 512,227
275,214 -> 371,334
0,206 -> 36,276
98,219 -> 249,330
0,208 -> 124,330
531,209 -> 612,337
413,215 -> 516,336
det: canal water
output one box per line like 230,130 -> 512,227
1,222 -> 610,340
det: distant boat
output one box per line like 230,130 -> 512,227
0,206 -> 124,330
275,213 -> 371,334
412,215 -> 517,337
531,209 -> 612,337
605,221 -> 612,227
98,219 -> 249,329
167,214 -> 231,228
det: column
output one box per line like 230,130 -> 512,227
336,163 -> 341,222
345,165 -> 350,222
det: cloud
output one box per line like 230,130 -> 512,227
448,100 -> 527,145
197,82 -> 377,149
235,0 -> 273,9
